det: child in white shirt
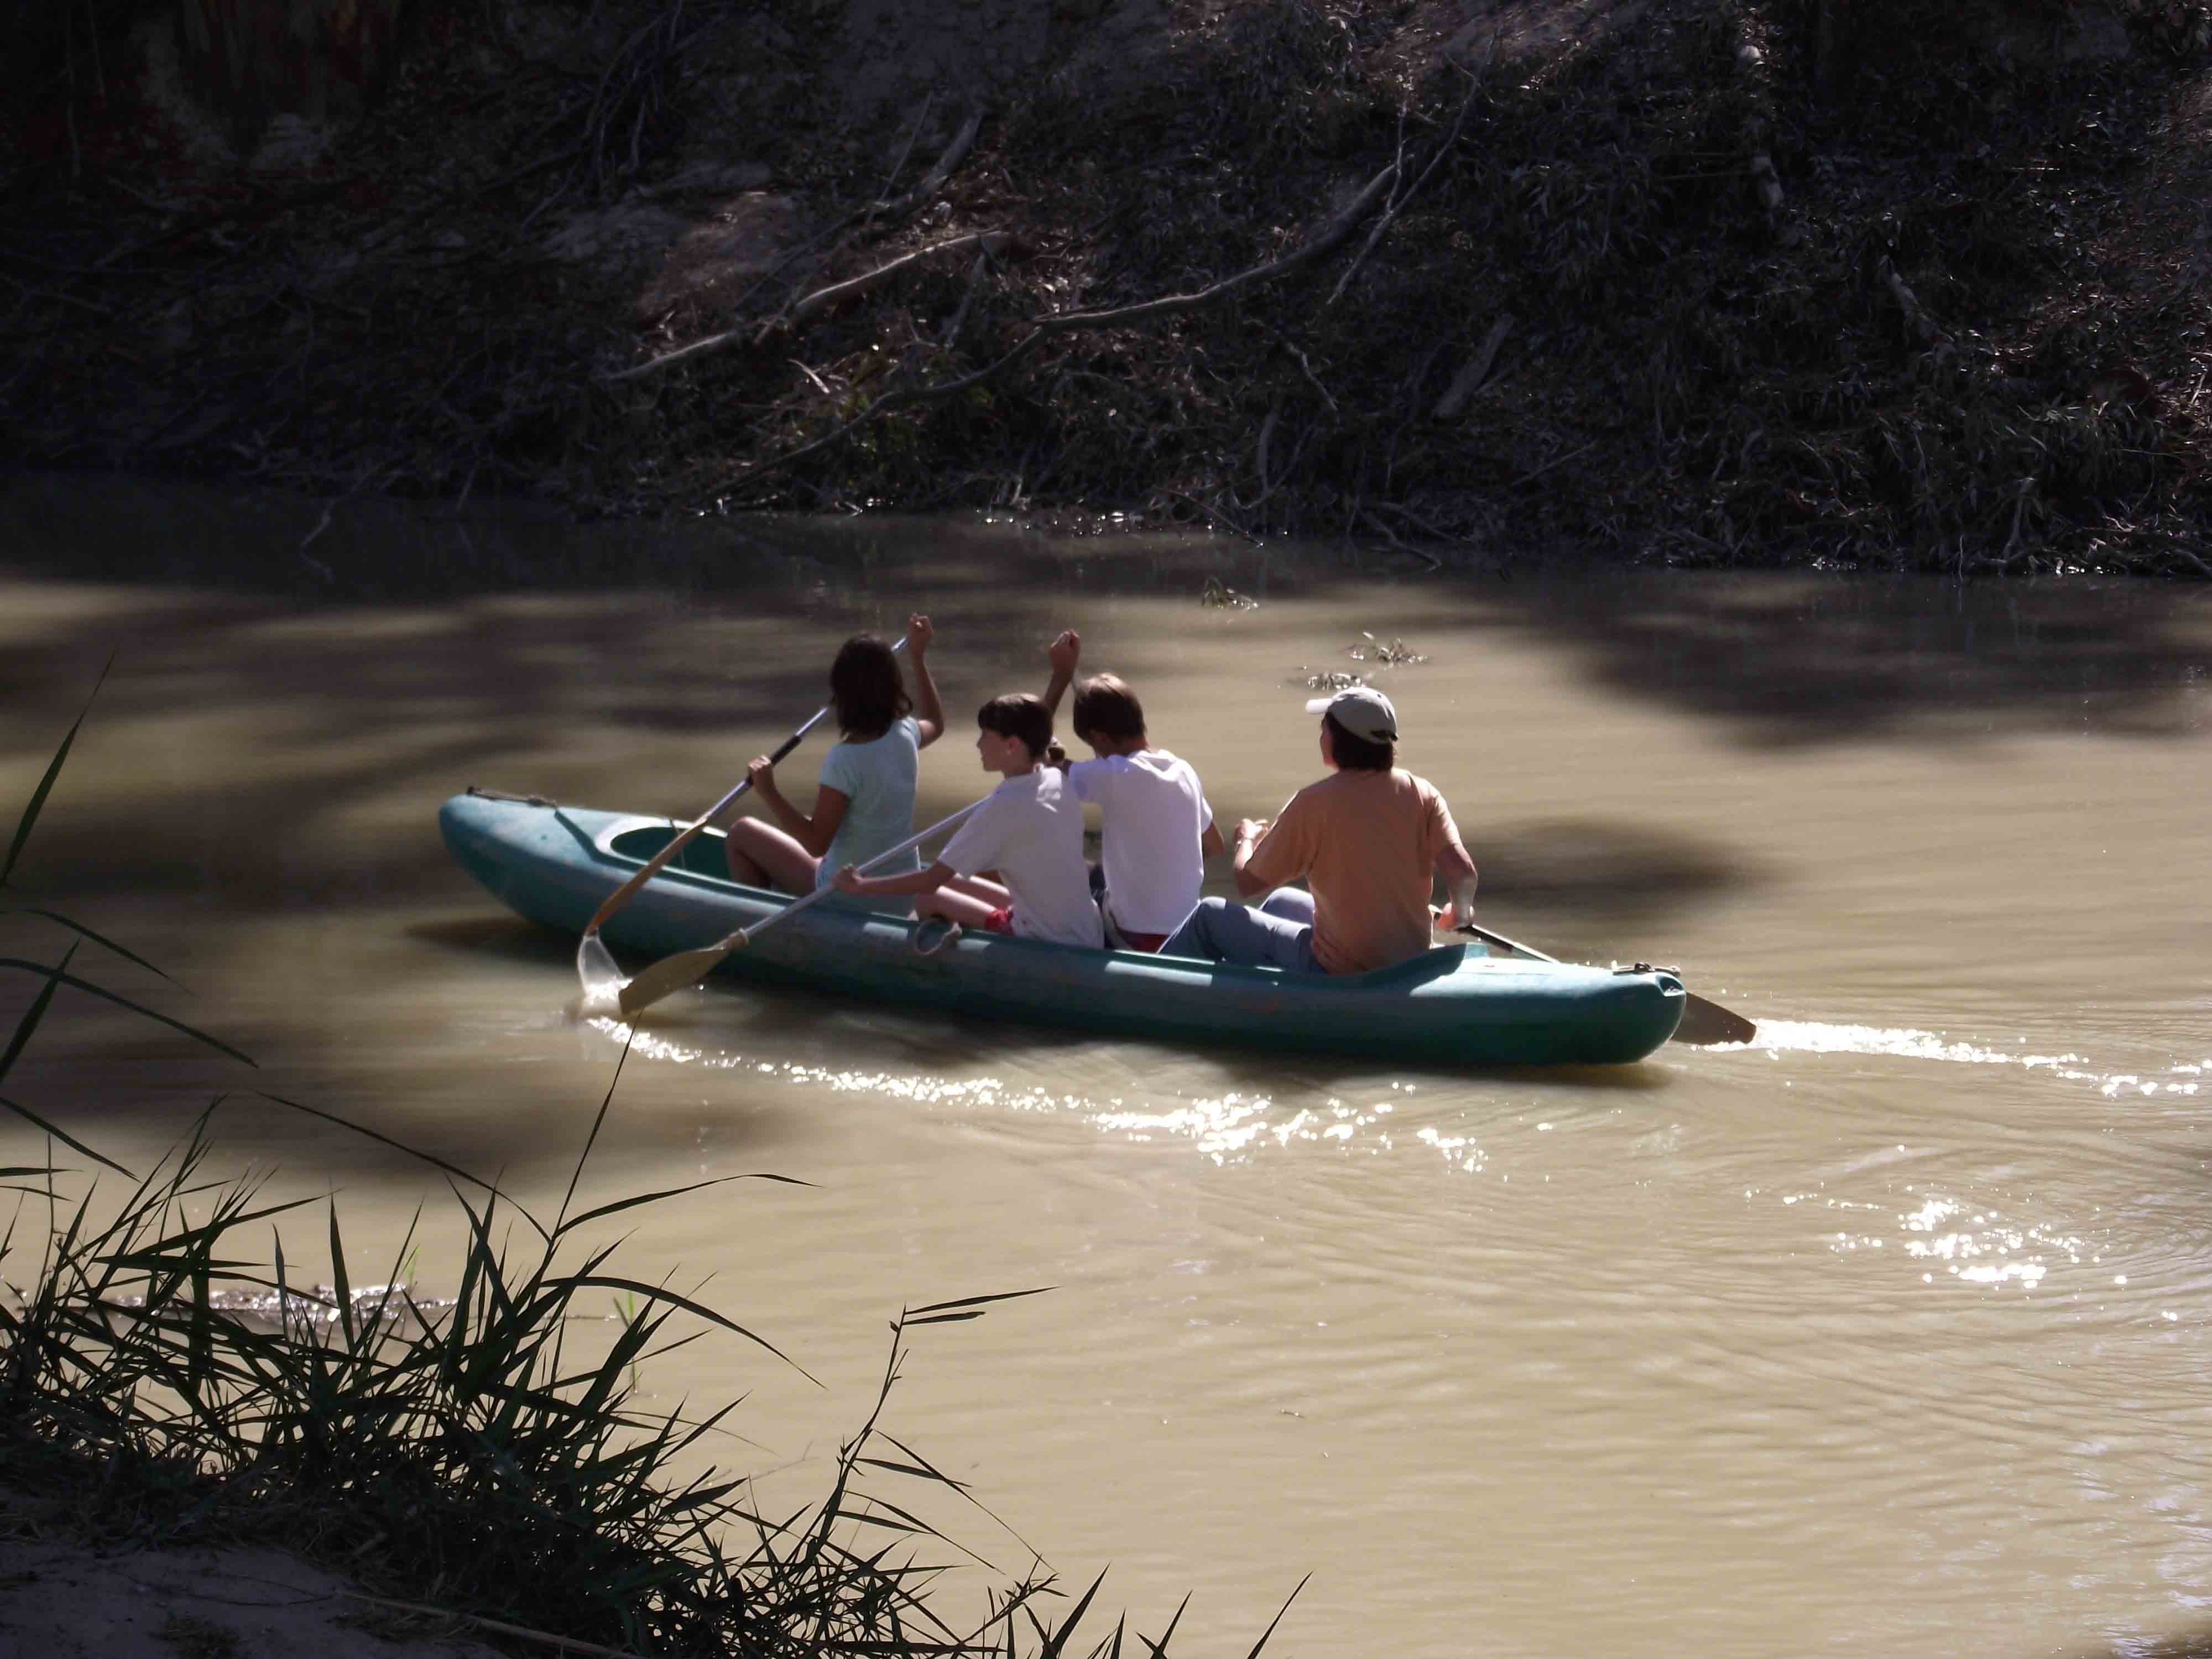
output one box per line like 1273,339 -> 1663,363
832,693 -> 1103,949
1040,630 -> 1224,951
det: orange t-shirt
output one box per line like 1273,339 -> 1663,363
1243,769 -> 1465,973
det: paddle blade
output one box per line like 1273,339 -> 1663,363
615,938 -> 739,1019
1670,992 -> 1756,1047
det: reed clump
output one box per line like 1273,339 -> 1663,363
0,697 -> 1285,1656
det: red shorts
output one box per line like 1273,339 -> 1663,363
1118,931 -> 1171,953
983,906 -> 1015,936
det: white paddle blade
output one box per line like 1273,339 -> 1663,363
615,939 -> 739,1019
1671,993 -> 1756,1047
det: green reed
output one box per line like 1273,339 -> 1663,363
0,677 -> 1297,1656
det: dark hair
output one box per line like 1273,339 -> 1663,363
1071,673 -> 1146,744
977,692 -> 1053,760
828,635 -> 911,737
1323,711 -> 1395,771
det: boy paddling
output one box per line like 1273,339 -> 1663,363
1161,686 -> 1478,974
832,693 -> 1104,948
1040,629 -> 1225,951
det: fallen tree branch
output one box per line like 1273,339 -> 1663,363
1326,39 -> 1492,308
1040,157 -> 1398,331
708,157 -> 1401,494
788,231 -> 1021,327
607,233 -> 1020,383
604,109 -> 992,384
869,105 -> 985,229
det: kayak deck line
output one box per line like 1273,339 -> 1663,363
440,791 -> 1686,1067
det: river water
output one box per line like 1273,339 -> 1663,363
4,476 -> 2211,1658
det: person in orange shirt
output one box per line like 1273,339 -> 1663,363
1160,687 -> 1478,974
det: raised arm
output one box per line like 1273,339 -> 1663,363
1041,629 -> 1080,718
906,614 -> 945,747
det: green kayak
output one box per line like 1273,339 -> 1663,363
440,790 -> 1686,1066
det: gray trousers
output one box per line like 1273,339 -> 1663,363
1161,888 -> 1323,974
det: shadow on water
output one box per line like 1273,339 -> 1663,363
7,477 -> 2206,760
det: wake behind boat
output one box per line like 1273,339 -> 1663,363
440,790 -> 1687,1067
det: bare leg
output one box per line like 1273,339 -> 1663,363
916,885 -> 1004,929
943,872 -> 1010,906
723,818 -> 820,895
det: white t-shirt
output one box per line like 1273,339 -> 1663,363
1065,748 -> 1215,937
938,769 -> 1104,948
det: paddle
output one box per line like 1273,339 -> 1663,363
611,798 -> 984,1019
1453,921 -> 1757,1047
575,639 -> 907,998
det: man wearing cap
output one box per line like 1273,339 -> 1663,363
1161,686 -> 1478,974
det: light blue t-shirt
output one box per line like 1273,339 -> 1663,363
815,716 -> 920,900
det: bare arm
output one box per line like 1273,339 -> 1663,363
906,614 -> 945,748
1200,821 -> 1226,859
743,758 -> 850,858
1040,629 -> 1081,718
834,857 -> 957,899
1229,817 -> 1273,899
1437,840 -> 1478,925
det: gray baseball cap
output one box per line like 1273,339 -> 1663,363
1303,686 -> 1398,742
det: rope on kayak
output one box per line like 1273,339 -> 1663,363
466,785 -> 557,807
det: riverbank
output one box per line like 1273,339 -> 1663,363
5,1 -> 2211,564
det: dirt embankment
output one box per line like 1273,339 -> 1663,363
4,0 -> 2211,573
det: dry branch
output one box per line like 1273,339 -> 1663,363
1032,158 -> 1397,331
869,106 -> 985,228
605,109 -> 992,384
789,231 -> 1021,327
1432,312 -> 1514,419
1327,41 -> 1493,309
712,158 -> 1402,494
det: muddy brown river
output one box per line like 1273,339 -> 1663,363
4,476 -> 2211,1658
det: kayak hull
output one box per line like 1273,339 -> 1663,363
439,791 -> 1686,1067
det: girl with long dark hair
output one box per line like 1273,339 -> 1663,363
724,614 -> 944,900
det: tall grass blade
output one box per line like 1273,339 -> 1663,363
556,1027 -> 631,1232
260,1093 -> 539,1238
0,1099 -> 132,1180
905,1285 -> 1056,1326
561,1172 -> 810,1232
0,942 -> 76,1089
8,910 -> 177,982
1,653 -> 111,890
0,957 -> 255,1067
1037,1567 -> 1110,1659
1139,1592 -> 1191,1659
565,1275 -> 817,1383
1240,1573 -> 1310,1658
